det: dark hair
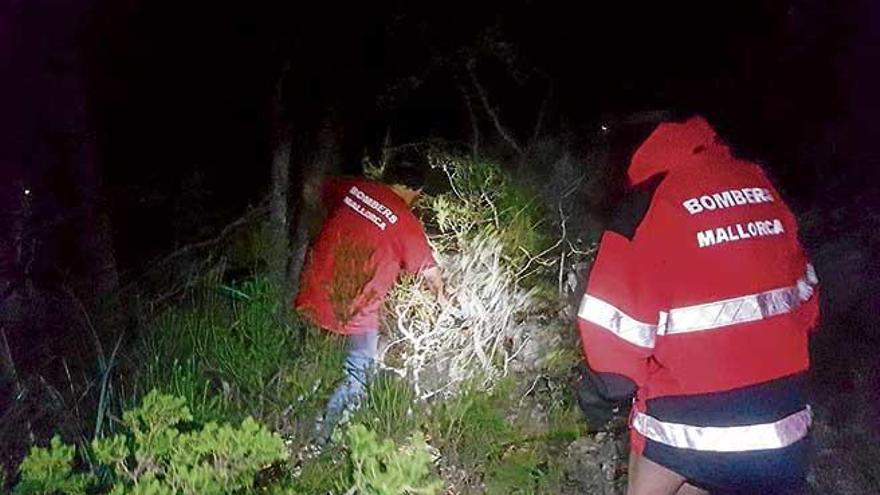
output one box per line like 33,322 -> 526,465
384,150 -> 427,190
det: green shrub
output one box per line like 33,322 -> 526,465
427,154 -> 552,265
291,451 -> 351,495
484,445 -> 571,495
346,424 -> 441,495
423,378 -> 584,493
484,448 -> 541,495
13,436 -> 94,495
12,391 -> 286,495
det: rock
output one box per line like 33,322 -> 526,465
508,319 -> 566,374
564,433 -> 627,495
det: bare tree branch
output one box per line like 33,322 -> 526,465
0,326 -> 35,443
466,59 -> 523,155
119,200 -> 270,292
530,79 -> 553,146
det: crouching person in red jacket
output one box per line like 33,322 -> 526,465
295,153 -> 443,443
577,115 -> 819,494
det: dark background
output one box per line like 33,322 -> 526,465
1,0 -> 879,476
6,0 -> 878,265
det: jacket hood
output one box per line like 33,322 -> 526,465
627,115 -> 729,186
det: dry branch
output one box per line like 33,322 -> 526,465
119,199 -> 270,291
380,235 -> 538,399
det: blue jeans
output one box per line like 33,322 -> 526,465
322,329 -> 379,432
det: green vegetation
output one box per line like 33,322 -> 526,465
133,277 -> 311,424
425,378 -> 586,494
13,437 -> 93,495
13,391 -> 286,495
426,153 -> 553,267
351,372 -> 420,442
10,149 -> 601,493
347,424 -> 441,495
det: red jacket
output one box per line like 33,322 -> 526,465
295,178 -> 435,334
578,117 -> 819,455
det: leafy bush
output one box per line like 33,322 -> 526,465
12,391 -> 286,495
483,444 -> 571,495
347,424 -> 441,495
484,448 -> 541,495
426,154 -> 551,264
423,378 -> 584,494
13,436 -> 93,495
291,451 -> 350,494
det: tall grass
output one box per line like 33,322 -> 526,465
351,371 -> 419,442
131,277 -> 308,423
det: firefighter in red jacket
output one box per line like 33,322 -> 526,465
576,116 -> 819,494
295,154 -> 443,442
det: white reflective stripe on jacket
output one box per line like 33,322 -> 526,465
578,264 -> 818,344
632,407 -> 812,452
577,294 -> 657,349
660,264 -> 818,335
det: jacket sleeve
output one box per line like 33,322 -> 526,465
577,226 -> 668,397
398,222 -> 436,275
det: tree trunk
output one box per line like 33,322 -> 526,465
65,32 -> 121,340
269,70 -> 292,290
285,108 -> 341,302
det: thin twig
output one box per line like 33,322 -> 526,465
530,79 -> 553,146
65,286 -> 105,364
518,374 -> 543,408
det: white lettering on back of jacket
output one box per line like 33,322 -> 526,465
681,187 -> 785,248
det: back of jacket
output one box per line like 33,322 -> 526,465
577,116 -> 819,455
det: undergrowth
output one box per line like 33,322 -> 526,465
10,146 -> 601,493
380,153 -> 570,399
13,390 -> 287,494
133,277 -> 308,424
